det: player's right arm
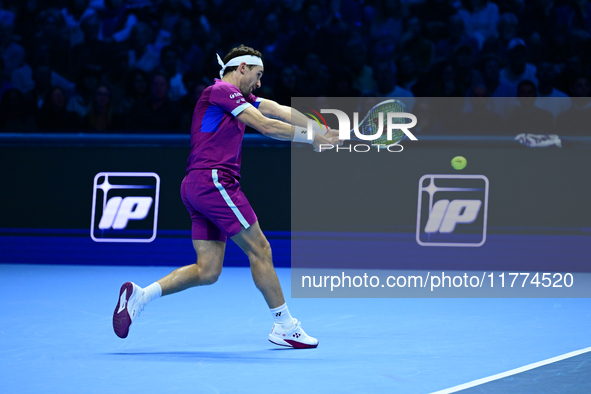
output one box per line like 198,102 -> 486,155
237,106 -> 337,150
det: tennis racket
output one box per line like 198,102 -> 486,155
349,99 -> 411,147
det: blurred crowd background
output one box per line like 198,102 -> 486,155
0,0 -> 589,134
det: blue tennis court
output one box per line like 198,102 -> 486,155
1,254 -> 590,393
2,134 -> 590,392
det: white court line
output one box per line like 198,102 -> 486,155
431,346 -> 591,394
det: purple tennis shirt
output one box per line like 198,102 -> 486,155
186,79 -> 262,178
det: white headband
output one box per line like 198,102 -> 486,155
216,53 -> 264,79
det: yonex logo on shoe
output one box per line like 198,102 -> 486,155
91,172 -> 160,243
293,333 -> 301,338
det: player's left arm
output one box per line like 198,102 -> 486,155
257,99 -> 308,127
257,99 -> 339,138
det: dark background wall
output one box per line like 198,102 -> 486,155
2,139 -> 590,234
1,136 -> 590,270
292,144 -> 591,233
0,144 -> 291,232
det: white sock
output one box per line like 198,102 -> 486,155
142,282 -> 162,306
270,303 -> 295,329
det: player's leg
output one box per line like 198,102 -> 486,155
112,239 -> 225,339
231,221 -> 318,348
231,221 -> 283,308
113,170 -> 228,339
157,169 -> 227,295
157,239 -> 225,295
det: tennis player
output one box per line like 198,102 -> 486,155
113,45 -> 337,348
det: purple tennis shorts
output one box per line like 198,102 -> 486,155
181,169 -> 257,242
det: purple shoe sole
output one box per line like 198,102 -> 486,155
113,282 -> 133,338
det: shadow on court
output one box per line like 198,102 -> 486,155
105,348 -> 316,362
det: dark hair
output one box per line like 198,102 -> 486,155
222,45 -> 263,77
87,84 -> 113,130
75,66 -> 101,91
568,74 -> 591,96
516,79 -> 538,98
41,86 -> 67,111
151,70 -> 170,85
0,88 -> 30,124
67,0 -> 89,18
125,68 -> 150,97
517,79 -> 536,93
105,0 -> 123,9
478,53 -> 499,68
572,74 -> 590,85
172,17 -> 193,41
160,45 -> 178,58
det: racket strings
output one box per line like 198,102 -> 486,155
359,101 -> 407,146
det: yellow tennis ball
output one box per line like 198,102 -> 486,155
451,156 -> 467,170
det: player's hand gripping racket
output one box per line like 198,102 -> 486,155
349,99 -> 413,147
